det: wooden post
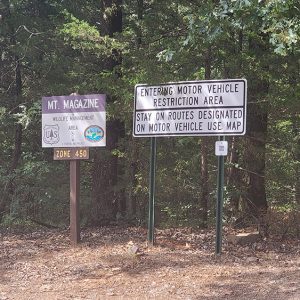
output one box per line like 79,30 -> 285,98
70,160 -> 80,245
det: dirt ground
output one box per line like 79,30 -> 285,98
0,226 -> 299,300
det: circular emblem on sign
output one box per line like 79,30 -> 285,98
84,125 -> 104,142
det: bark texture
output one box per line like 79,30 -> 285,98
91,0 -> 124,225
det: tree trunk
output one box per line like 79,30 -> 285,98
292,117 -> 300,205
10,59 -> 23,171
244,36 -> 269,235
244,36 -> 269,229
92,120 -> 122,225
289,60 -> 300,206
199,47 -> 211,228
245,112 -> 268,217
227,137 -> 240,213
136,0 -> 143,46
127,138 -> 138,219
222,28 -> 245,220
199,139 -> 209,227
0,62 -> 23,220
125,0 -> 144,222
91,0 -> 124,225
0,2 -> 23,220
295,159 -> 300,205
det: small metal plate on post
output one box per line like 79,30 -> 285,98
54,148 -> 89,160
215,141 -> 228,156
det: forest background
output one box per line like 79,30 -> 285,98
0,0 -> 299,237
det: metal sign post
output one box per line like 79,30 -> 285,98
216,136 -> 226,255
148,137 -> 157,245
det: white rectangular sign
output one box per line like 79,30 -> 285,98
133,79 -> 247,137
42,94 -> 106,148
215,141 -> 228,156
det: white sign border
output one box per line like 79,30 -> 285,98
42,94 -> 106,148
133,79 -> 247,137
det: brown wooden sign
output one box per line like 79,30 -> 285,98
54,148 -> 89,160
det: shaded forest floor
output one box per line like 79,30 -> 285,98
0,226 -> 299,299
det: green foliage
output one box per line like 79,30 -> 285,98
260,0 -> 300,55
59,11 -> 124,56
13,102 -> 41,129
0,0 -> 300,230
266,118 -> 299,206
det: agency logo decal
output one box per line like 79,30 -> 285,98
43,124 -> 60,144
84,125 -> 104,142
